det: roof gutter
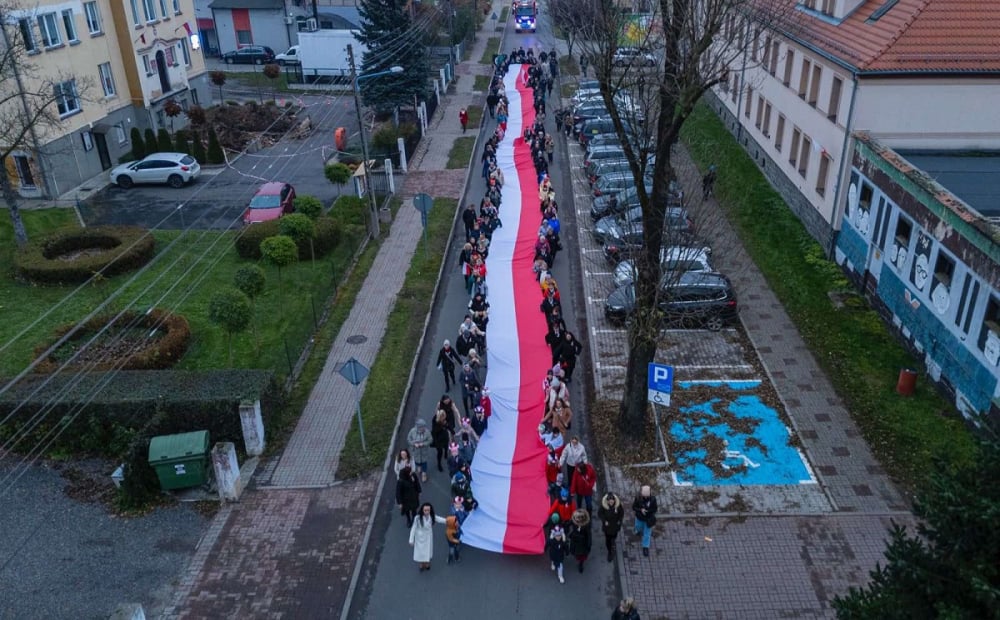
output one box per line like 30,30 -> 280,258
827,71 -> 861,258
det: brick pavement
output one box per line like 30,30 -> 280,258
158,6 -> 507,618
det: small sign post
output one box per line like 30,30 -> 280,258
413,193 -> 433,259
647,362 -> 674,406
339,357 -> 370,451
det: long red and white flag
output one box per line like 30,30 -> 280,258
461,66 -> 550,554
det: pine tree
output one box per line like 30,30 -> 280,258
143,128 -> 158,154
206,127 -> 224,164
356,0 -> 430,112
174,129 -> 190,155
157,128 -> 173,152
129,127 -> 146,160
191,131 -> 207,163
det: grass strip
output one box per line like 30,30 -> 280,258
479,37 -> 501,65
337,197 -> 457,477
446,136 -> 477,169
499,6 -> 509,21
680,103 -> 978,490
474,74 -> 491,92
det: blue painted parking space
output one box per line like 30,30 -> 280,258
667,382 -> 815,486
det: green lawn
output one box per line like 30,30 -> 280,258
480,37 -> 501,65
338,197 -> 457,477
446,136 -> 477,169
467,105 -> 483,128
0,209 -> 364,379
474,74 -> 491,92
224,70 -> 292,93
680,103 -> 978,490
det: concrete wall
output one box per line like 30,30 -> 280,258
833,139 -> 1000,420
212,8 -> 291,55
41,104 -> 137,196
856,78 -> 1000,151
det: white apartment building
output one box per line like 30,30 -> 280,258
710,0 -> 1000,249
2,0 -> 209,198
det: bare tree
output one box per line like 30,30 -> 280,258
0,2 -> 89,246
565,0 -> 791,436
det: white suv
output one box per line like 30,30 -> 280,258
613,47 -> 656,67
110,152 -> 201,189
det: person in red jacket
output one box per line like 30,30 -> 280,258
479,387 -> 492,419
570,461 -> 597,516
459,108 -> 469,133
546,488 -> 575,531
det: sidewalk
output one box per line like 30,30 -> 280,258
158,10 -> 503,618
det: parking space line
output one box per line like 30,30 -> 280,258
672,364 -> 755,370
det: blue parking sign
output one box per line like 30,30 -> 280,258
647,363 -> 673,405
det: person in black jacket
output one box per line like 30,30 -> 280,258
436,339 -> 462,392
567,509 -> 592,573
395,466 -> 422,527
612,598 -> 640,620
598,492 -> 625,562
547,525 -> 569,584
545,322 -> 566,366
556,330 -> 584,383
632,485 -> 658,557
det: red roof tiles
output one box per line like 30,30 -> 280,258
776,0 -> 1000,73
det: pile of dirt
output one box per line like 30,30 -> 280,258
203,101 -> 302,152
57,461 -> 118,506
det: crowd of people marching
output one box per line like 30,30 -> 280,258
392,47 -> 652,617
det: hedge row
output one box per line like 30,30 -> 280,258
235,216 -> 342,260
15,226 -> 156,285
32,308 -> 191,373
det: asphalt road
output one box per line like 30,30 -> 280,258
349,17 -> 620,620
78,89 -> 362,230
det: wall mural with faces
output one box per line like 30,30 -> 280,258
909,231 -> 933,293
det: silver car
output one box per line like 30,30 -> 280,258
110,152 -> 201,189
614,246 -> 713,286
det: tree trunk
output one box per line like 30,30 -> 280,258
1,173 -> 29,247
619,332 -> 656,437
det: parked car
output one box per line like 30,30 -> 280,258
593,170 -> 645,197
275,45 -> 300,65
601,208 -> 695,262
612,47 -> 656,67
109,152 -> 200,189
604,271 -> 738,330
593,206 -> 644,243
588,156 -> 655,186
614,245 -> 714,287
221,45 -> 276,65
572,101 -> 610,127
583,144 -> 632,172
578,118 -> 636,146
590,180 -> 683,221
243,181 -> 296,224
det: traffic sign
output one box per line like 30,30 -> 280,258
412,193 -> 433,215
339,357 -> 369,386
647,362 -> 673,406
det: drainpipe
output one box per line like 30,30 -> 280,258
734,22 -> 749,141
0,20 -> 53,199
827,72 -> 860,258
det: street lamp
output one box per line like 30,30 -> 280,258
352,63 -> 403,239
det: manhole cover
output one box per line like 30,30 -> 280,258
346,335 -> 367,344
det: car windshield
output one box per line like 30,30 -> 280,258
249,194 -> 281,209
180,155 -> 195,165
515,6 -> 534,16
665,259 -> 705,271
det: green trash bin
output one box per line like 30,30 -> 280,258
148,430 -> 210,491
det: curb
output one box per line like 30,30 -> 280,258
337,15 -> 503,619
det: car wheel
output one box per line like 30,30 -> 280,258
225,57 -> 234,64
167,174 -> 184,188
254,58 -> 263,65
705,315 -> 724,331
116,175 -> 134,189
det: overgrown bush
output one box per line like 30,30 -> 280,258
294,195 -> 323,219
329,195 -> 367,233
14,225 -> 156,285
234,219 -> 281,259
370,122 -> 418,155
235,216 -> 341,260
33,308 -> 191,373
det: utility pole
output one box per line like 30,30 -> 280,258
347,44 -> 381,239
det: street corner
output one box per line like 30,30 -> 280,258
665,381 -> 816,487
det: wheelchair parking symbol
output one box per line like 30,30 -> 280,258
647,389 -> 671,406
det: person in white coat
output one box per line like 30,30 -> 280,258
409,502 -> 446,571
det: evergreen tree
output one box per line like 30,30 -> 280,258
833,436 -> 1000,619
174,129 -> 190,155
143,128 -> 158,154
129,127 -> 146,160
206,128 -> 224,164
356,0 -> 430,111
157,128 -> 173,152
191,131 -> 207,163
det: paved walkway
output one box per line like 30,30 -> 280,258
158,8 -> 505,618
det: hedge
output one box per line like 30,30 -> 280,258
235,216 -> 342,260
32,308 -> 191,373
15,226 -> 156,285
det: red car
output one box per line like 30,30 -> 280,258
243,182 -> 296,224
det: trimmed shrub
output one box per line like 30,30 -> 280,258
191,130 -> 206,164
33,308 -> 191,373
129,127 -> 146,160
157,128 -> 173,152
329,195 -> 367,231
235,216 -> 341,260
294,195 -> 323,220
143,128 -> 157,153
235,219 -> 281,259
207,127 -> 224,164
174,129 -> 190,155
312,217 -> 342,258
15,225 -> 156,285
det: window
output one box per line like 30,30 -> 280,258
98,62 -> 116,96
775,114 -> 785,151
84,1 -> 102,33
872,196 -> 892,250
191,90 -> 199,105
783,50 -> 795,86
54,80 -> 80,116
929,250 -> 955,316
762,35 -> 772,67
81,131 -> 94,151
18,18 -> 36,52
751,29 -> 759,61
798,59 -> 810,98
789,127 -> 801,166
115,123 -> 127,144
762,102 -> 772,137
809,64 -> 821,106
859,180 -> 874,211
236,30 -> 252,45
142,0 -> 155,21
890,217 -> 912,272
179,39 -> 191,66
172,0 -> 180,12
828,76 -> 843,123
978,296 -> 1000,366
12,154 -> 36,188
38,13 -> 62,47
129,0 -> 140,24
744,87 -> 753,118
61,9 -> 78,42
954,274 -> 980,334
769,41 -> 780,75
934,252 -> 955,289
730,74 -> 739,103
799,135 -> 811,177
142,54 -> 151,74
816,153 -> 831,196
159,0 -> 168,17
755,96 -> 764,129
165,46 -> 175,65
